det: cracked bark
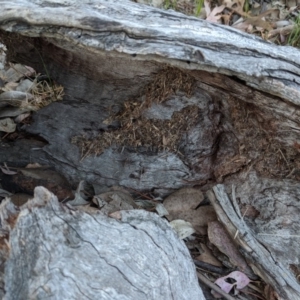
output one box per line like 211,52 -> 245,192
1,187 -> 204,300
0,0 -> 299,299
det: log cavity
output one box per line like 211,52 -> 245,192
71,67 -> 199,159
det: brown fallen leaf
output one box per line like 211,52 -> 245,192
168,206 -> 217,234
93,190 -> 137,215
244,17 -> 274,31
109,211 -> 122,220
233,21 -> 254,33
206,5 -> 226,23
163,187 -> 204,212
208,221 -> 252,275
2,82 -> 19,91
222,0 -> 245,14
196,243 -> 223,267
264,284 -> 280,300
76,205 -> 100,215
10,193 -> 32,207
164,188 -> 216,234
233,9 -> 278,33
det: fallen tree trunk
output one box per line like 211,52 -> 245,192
0,0 -> 300,299
0,186 -> 204,299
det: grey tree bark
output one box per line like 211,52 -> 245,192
0,0 -> 300,299
0,187 -> 204,300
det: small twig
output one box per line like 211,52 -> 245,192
231,184 -> 242,218
1,132 -> 10,140
286,168 -> 295,178
194,260 -> 230,275
247,282 -> 264,294
231,184 -> 251,240
240,289 -> 266,300
288,125 -> 300,132
258,233 -> 300,238
278,148 -> 289,165
197,271 -> 236,300
243,161 -> 253,179
80,141 -> 95,162
233,205 -> 249,240
126,187 -> 154,201
268,24 -> 294,38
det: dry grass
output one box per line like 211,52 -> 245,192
29,79 -> 64,109
229,97 -> 300,180
0,33 -> 64,110
72,66 -> 198,160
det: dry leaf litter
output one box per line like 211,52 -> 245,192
136,0 -> 300,47
0,49 -> 63,138
0,4 -> 288,299
72,67 -> 198,159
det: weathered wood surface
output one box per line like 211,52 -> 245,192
0,1 -> 300,299
0,0 -> 299,192
24,94 -> 222,194
209,181 -> 300,300
0,0 -> 299,105
0,187 -> 204,300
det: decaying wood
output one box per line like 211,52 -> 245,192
0,0 -> 300,299
0,0 -> 299,194
0,0 -> 299,105
0,0 -> 299,193
0,186 -> 204,300
208,182 -> 300,300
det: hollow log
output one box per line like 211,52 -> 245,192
0,0 -> 300,299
